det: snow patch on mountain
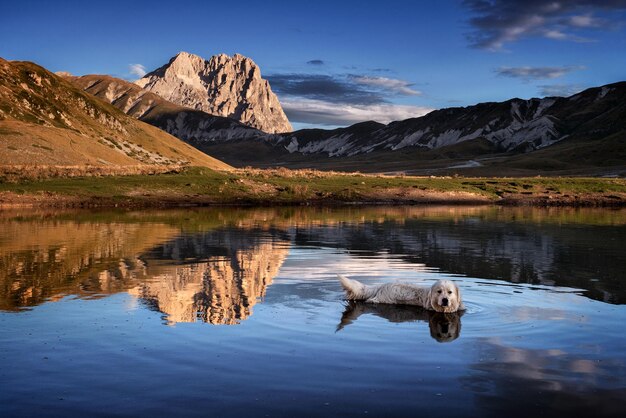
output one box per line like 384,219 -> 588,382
297,134 -> 353,156
597,86 -> 612,100
285,138 -> 299,153
390,128 -> 429,150
487,115 -> 559,150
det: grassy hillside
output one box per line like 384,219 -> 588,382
0,58 -> 231,170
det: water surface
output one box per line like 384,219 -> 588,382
1,206 -> 625,417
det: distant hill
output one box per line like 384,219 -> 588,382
0,58 -> 231,170
278,81 -> 626,156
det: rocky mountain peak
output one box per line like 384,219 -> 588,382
135,52 -> 292,133
169,51 -> 205,67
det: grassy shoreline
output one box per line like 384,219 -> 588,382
1,166 -> 625,208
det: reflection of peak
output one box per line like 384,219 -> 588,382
130,240 -> 289,324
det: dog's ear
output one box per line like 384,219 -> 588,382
426,287 -> 434,310
454,282 -> 465,311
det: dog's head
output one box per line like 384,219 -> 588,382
428,312 -> 462,343
428,280 -> 463,313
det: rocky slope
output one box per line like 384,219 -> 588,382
0,58 -> 231,169
276,81 -> 626,157
136,52 -> 292,134
69,74 -> 263,144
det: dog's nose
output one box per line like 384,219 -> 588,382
441,298 -> 448,306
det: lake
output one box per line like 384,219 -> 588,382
1,206 -> 625,417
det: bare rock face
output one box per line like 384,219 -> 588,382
135,52 -> 292,134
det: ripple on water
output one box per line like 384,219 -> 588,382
268,269 -> 600,345
453,277 -> 600,342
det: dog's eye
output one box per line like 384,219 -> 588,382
437,290 -> 442,294
448,291 -> 453,295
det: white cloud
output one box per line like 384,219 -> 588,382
351,75 -> 422,96
464,0 -> 626,50
129,64 -> 147,78
281,98 -> 433,126
544,29 -> 569,40
538,84 -> 585,97
496,65 -> 585,81
568,14 -> 603,28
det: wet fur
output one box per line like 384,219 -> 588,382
338,275 -> 465,313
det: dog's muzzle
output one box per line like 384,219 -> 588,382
441,298 -> 449,306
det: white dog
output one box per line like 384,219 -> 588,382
338,275 -> 465,313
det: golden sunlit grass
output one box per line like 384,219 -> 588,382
0,166 -> 625,207
237,166 -> 364,179
0,164 -> 186,181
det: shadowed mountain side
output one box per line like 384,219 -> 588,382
199,134 -> 625,177
0,58 -> 231,169
275,82 -> 626,157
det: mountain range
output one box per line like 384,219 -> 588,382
281,83 -> 626,154
2,52 -> 625,176
261,81 -> 626,175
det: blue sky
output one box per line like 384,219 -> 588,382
2,0 -> 626,129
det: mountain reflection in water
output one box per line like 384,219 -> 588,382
130,233 -> 289,324
0,217 -> 290,324
0,206 -> 624,325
